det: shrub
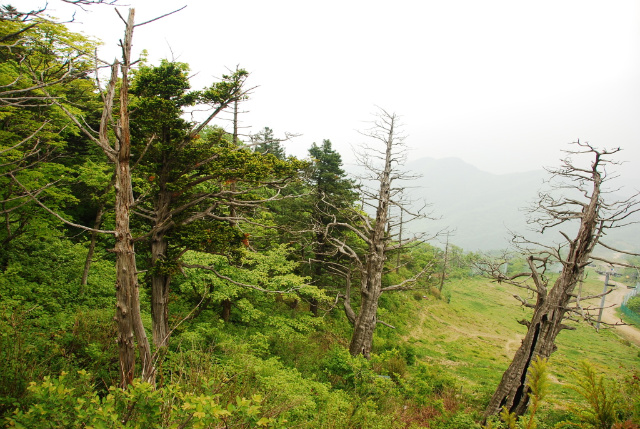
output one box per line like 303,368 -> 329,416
4,371 -> 289,428
627,296 -> 640,314
554,361 -> 625,429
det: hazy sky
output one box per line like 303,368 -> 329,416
23,0 -> 640,188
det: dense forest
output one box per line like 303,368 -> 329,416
1,3 -> 639,428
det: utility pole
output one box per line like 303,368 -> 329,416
596,269 -> 615,331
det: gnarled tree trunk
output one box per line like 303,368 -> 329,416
483,142 -> 608,420
483,272 -> 580,417
348,113 -> 393,358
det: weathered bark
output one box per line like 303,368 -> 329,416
150,232 -> 170,348
483,277 -> 574,417
348,282 -> 382,358
348,114 -> 393,358
483,145 -> 603,420
342,273 -> 356,325
113,9 -> 153,386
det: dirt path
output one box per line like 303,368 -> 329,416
598,279 -> 640,346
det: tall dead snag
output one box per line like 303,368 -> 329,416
321,109 -> 432,358
482,141 -> 639,420
50,7 -> 155,387
112,9 -> 154,386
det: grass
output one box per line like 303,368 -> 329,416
402,269 -> 640,408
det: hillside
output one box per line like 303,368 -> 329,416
405,272 -> 640,391
401,157 -> 640,253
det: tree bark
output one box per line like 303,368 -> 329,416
483,145 -> 602,420
150,232 -> 170,348
348,113 -> 393,358
113,9 -> 153,386
221,299 -> 232,322
483,282 -> 570,417
150,189 -> 172,348
348,278 -> 382,358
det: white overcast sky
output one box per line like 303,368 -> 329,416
24,0 -> 640,188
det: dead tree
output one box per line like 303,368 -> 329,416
321,109 -> 434,358
53,8 -> 155,387
482,141 -> 639,421
4,3 -> 185,387
45,7 -> 183,387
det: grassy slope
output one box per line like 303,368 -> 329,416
402,270 -> 640,408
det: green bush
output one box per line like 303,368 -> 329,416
5,371 -> 289,428
399,363 -> 458,407
626,295 -> 640,314
553,361 -> 626,429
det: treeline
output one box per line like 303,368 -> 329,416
0,5 -> 482,428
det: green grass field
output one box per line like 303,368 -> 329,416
403,269 -> 640,408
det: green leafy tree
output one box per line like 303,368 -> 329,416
0,15 -> 99,257
128,60 -> 307,348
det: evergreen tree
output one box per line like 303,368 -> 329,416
306,140 -> 358,315
251,127 -> 287,160
128,61 -> 307,347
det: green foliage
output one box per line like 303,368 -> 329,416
252,127 -> 287,160
620,370 -> 640,426
523,356 -> 549,429
626,296 -> 640,314
5,371 -> 288,428
499,407 -> 518,429
398,362 -> 458,406
0,16 -> 101,250
555,361 -> 624,429
0,234 -> 114,313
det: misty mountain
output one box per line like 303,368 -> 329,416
392,157 -> 640,253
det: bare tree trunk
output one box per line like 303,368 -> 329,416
151,232 -> 170,348
342,272 -> 356,325
348,269 -> 383,358
348,114 -> 393,358
483,281 -> 572,417
114,9 -> 153,386
483,143 -> 606,420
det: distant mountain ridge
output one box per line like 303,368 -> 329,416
394,157 -> 640,253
